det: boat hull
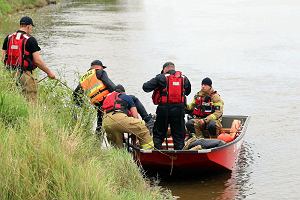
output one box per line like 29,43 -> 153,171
134,115 -> 250,173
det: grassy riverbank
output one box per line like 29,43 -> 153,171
0,0 -> 53,16
0,65 -> 170,199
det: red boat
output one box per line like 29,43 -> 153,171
133,115 -> 250,173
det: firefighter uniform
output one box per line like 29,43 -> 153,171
102,91 -> 153,149
186,88 -> 224,138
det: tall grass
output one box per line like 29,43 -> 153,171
0,66 -> 171,200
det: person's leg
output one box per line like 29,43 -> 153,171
193,119 -> 205,138
153,106 -> 168,149
19,72 -> 37,103
102,113 -> 124,148
169,108 -> 185,150
96,108 -> 103,133
119,115 -> 153,149
185,119 -> 196,137
207,120 -> 218,137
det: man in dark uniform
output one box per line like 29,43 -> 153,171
142,62 -> 191,150
1,16 -> 56,102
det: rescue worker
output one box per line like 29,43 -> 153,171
142,62 -> 191,150
1,16 -> 56,102
185,77 -> 224,138
102,84 -> 154,149
73,59 -> 116,134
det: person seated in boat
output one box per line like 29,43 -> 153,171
101,84 -> 154,149
185,77 -> 224,138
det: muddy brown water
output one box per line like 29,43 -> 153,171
1,0 -> 300,199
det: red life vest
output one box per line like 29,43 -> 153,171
152,71 -> 185,105
192,95 -> 215,118
5,32 -> 35,71
102,91 -> 132,116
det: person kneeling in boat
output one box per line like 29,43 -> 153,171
102,84 -> 154,149
185,77 -> 224,138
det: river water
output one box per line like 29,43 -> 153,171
1,0 -> 300,199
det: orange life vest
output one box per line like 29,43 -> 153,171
79,68 -> 109,104
152,71 -> 185,105
5,32 -> 35,71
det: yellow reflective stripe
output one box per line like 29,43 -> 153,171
87,82 -> 105,96
79,69 -> 94,83
210,114 -> 217,120
141,141 -> 154,150
213,102 -> 223,106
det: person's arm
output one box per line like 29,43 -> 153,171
1,36 -> 8,63
129,107 -> 139,118
72,84 -> 84,106
1,50 -> 6,63
26,37 -> 55,79
184,76 -> 191,96
142,74 -> 164,92
32,52 -> 55,79
186,97 -> 196,111
122,94 -> 139,118
96,70 -> 116,92
204,94 -> 224,122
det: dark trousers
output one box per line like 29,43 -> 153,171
153,104 -> 185,150
96,104 -> 103,133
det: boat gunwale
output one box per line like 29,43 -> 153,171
137,115 -> 251,154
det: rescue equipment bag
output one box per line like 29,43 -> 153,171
152,71 -> 185,105
5,32 -> 35,71
79,69 -> 110,104
102,91 -> 131,116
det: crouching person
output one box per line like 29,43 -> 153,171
102,84 -> 154,149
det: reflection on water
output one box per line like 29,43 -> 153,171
218,142 -> 255,200
157,142 -> 254,200
1,0 -> 300,199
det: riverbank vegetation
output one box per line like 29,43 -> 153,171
0,0 -> 54,16
0,65 -> 171,199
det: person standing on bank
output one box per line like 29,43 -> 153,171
185,77 -> 224,138
142,62 -> 191,150
73,60 -> 116,134
1,16 -> 56,102
102,84 -> 154,149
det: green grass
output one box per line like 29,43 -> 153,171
0,65 -> 171,200
0,0 -> 49,16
